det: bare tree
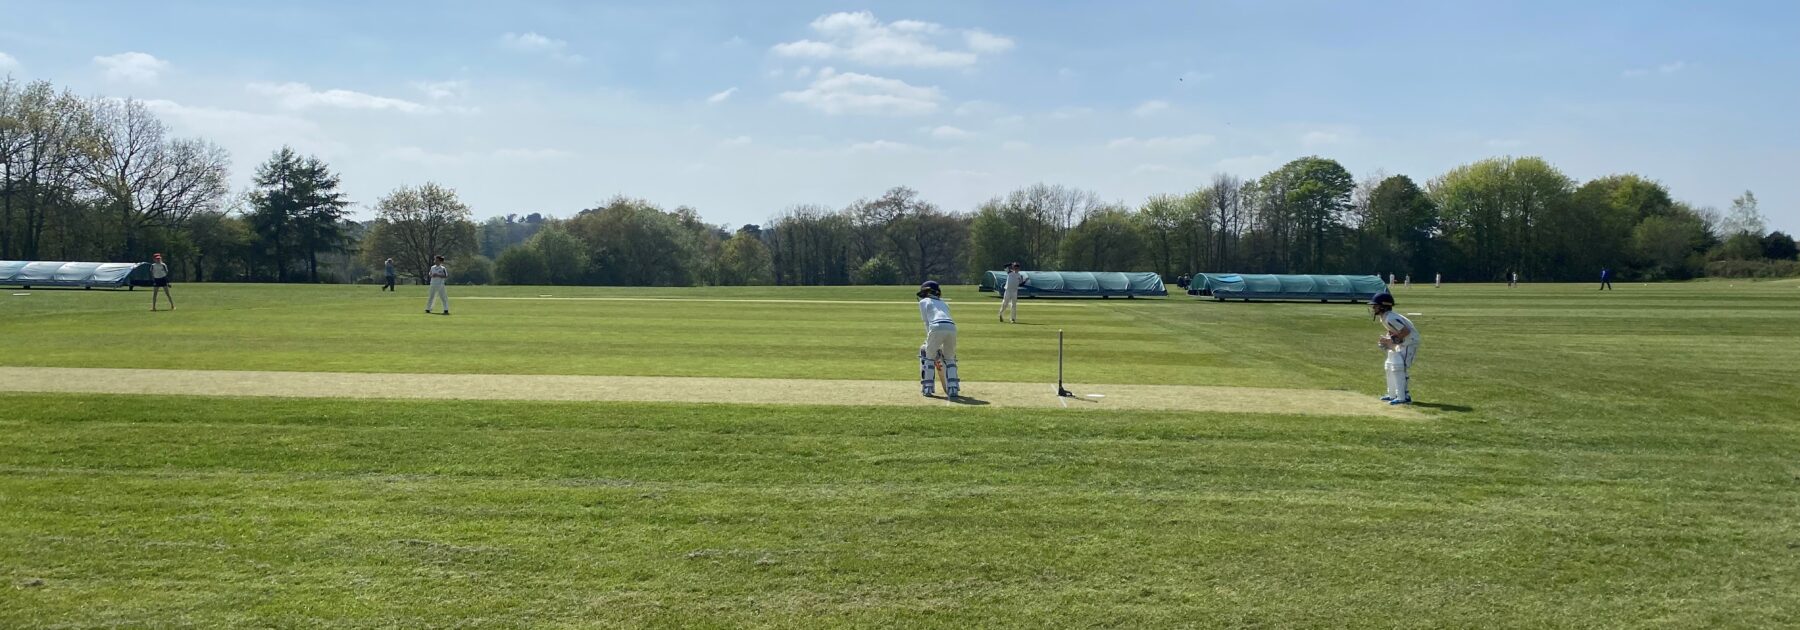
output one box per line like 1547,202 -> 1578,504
84,98 -> 230,258
363,183 -> 478,282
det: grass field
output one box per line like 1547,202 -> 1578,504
2,281 -> 1798,627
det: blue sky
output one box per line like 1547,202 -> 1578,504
2,0 -> 1795,231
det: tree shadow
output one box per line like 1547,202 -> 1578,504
1412,401 -> 1474,413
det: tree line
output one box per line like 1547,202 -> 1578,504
5,76 -> 1795,286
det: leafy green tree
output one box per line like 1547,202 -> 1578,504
494,245 -> 549,285
1632,211 -> 1707,278
1762,231 -> 1797,261
1060,206 -> 1146,270
525,226 -> 587,285
715,232 -> 774,285
852,253 -> 902,285
361,182 -> 479,282
1723,191 -> 1765,236
1431,157 -> 1572,280
1363,175 -> 1438,275
565,196 -> 706,286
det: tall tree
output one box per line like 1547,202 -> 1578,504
248,147 -> 350,282
1060,206 -> 1146,270
83,98 -> 230,259
715,231 -> 775,285
1363,175 -> 1438,276
362,183 -> 478,282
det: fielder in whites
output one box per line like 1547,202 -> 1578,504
917,281 -> 960,398
1371,292 -> 1419,405
425,255 -> 450,315
998,262 -> 1028,323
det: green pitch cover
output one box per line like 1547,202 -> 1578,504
978,270 -> 1167,298
1186,273 -> 1388,302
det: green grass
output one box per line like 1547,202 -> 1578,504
2,282 -> 1798,627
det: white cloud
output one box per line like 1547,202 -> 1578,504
953,100 -> 1001,117
499,32 -> 585,64
964,29 -> 1015,54
93,52 -> 169,84
140,99 -> 345,157
1301,130 -> 1345,146
1132,100 -> 1171,117
1108,133 -> 1215,151
926,125 -> 971,139
0,52 -> 18,71
719,136 -> 753,147
848,139 -> 916,152
412,80 -> 468,100
707,87 -> 738,104
249,82 -> 430,113
778,67 -> 942,116
770,11 -> 1012,68
492,148 -> 575,160
1624,61 -> 1689,78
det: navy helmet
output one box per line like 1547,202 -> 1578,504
1372,292 -> 1395,307
918,280 -> 942,298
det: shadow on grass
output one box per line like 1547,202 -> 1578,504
944,395 -> 991,406
1413,401 -> 1474,413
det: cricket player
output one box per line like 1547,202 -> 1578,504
149,253 -> 174,311
1600,267 -> 1613,291
998,262 -> 1027,323
917,281 -> 959,398
1434,273 -> 1441,288
1371,292 -> 1419,405
425,255 -> 450,315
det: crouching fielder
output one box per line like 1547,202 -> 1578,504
917,281 -> 960,398
1371,292 -> 1419,405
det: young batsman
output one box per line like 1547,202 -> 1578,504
1371,292 -> 1419,405
149,253 -> 174,311
425,255 -> 450,315
917,281 -> 960,398
998,262 -> 1027,323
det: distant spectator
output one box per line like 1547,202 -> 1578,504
382,258 -> 397,291
1434,273 -> 1441,288
1600,267 -> 1613,291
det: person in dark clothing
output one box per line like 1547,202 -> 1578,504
1600,267 -> 1613,291
382,258 -> 397,291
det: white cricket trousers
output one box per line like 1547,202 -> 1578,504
427,281 -> 449,312
1384,343 -> 1419,399
919,323 -> 960,396
999,290 -> 1019,321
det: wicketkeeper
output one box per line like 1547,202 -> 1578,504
917,281 -> 960,398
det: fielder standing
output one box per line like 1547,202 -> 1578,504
998,262 -> 1027,323
149,253 -> 174,311
917,281 -> 960,398
1371,292 -> 1419,405
425,255 -> 450,315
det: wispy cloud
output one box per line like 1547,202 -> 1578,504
707,87 -> 738,104
719,136 -> 753,147
778,67 -> 942,116
771,11 -> 1013,68
499,32 -> 585,64
411,80 -> 468,100
0,52 -> 18,71
1132,99 -> 1170,117
925,125 -> 971,139
248,82 -> 429,113
848,139 -> 917,153
93,52 -> 168,83
1623,61 -> 1689,78
1108,133 -> 1215,151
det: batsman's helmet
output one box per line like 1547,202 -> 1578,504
918,281 -> 941,298
1372,292 -> 1395,307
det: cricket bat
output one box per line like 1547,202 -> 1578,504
935,359 -> 948,394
